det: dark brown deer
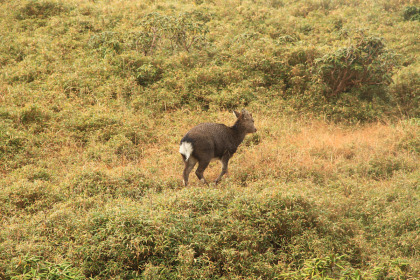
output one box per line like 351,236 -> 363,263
179,109 -> 257,186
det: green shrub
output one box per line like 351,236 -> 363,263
71,171 -> 120,197
88,31 -> 123,58
244,132 -> 261,146
372,259 -> 416,280
284,47 -> 319,95
403,6 -> 420,21
26,167 -> 51,182
367,156 -> 404,180
67,190 -> 366,279
129,11 -> 209,55
166,11 -> 209,52
0,131 -> 26,157
135,62 -> 164,86
7,255 -> 84,280
348,154 -> 417,180
323,93 -> 388,123
0,123 -> 30,170
64,111 -> 121,144
315,34 -> 395,101
280,254 -> 362,279
129,12 -> 169,56
119,54 -> 165,87
7,63 -> 45,84
389,66 -> 420,118
1,180 -> 63,215
0,39 -> 28,66
69,170 -> 156,199
397,121 -> 420,154
212,86 -> 255,109
234,46 -> 289,89
20,105 -> 50,125
15,0 -> 70,20
0,108 -> 17,122
107,134 -> 142,160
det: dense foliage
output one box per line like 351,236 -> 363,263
0,0 -> 419,279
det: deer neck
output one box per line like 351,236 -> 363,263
231,121 -> 247,145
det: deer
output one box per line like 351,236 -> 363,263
179,109 -> 257,186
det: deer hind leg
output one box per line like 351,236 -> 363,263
195,158 -> 211,185
215,155 -> 229,185
183,157 -> 197,186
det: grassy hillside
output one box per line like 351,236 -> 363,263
0,0 -> 419,279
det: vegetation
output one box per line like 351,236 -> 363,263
0,0 -> 419,279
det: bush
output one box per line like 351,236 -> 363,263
284,47 -> 318,95
0,39 -> 29,66
15,0 -> 70,20
0,122 -> 31,170
366,156 -> 405,180
20,105 -> 50,125
88,32 -> 123,57
129,11 -> 209,55
403,6 -> 420,21
280,254 -> 363,279
64,111 -> 121,144
315,34 -> 395,101
129,12 -> 169,56
69,170 -> 157,199
7,255 -> 84,280
135,62 -> 164,86
1,180 -> 63,215
166,11 -> 209,52
107,134 -> 142,160
67,190 -> 366,279
397,120 -> 420,154
389,66 -> 420,118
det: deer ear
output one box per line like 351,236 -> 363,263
233,110 -> 241,118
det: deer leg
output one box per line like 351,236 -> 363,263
215,155 -> 229,185
195,159 -> 210,185
183,157 -> 197,186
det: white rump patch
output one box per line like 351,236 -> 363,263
179,141 -> 193,161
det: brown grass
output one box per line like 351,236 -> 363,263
128,112 -> 418,188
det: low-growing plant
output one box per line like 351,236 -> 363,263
19,105 -> 50,125
64,110 -> 121,144
315,33 -> 395,101
397,124 -> 420,154
280,254 -> 362,279
0,0 -> 419,279
130,12 -> 170,56
129,11 -> 209,55
403,6 -> 420,21
135,62 -> 164,86
1,180 -> 63,215
88,31 -> 122,57
7,255 -> 84,280
389,65 -> 420,118
15,0 -> 70,20
166,11 -> 209,52
107,134 -> 142,160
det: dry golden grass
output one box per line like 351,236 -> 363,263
122,111 -> 418,189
